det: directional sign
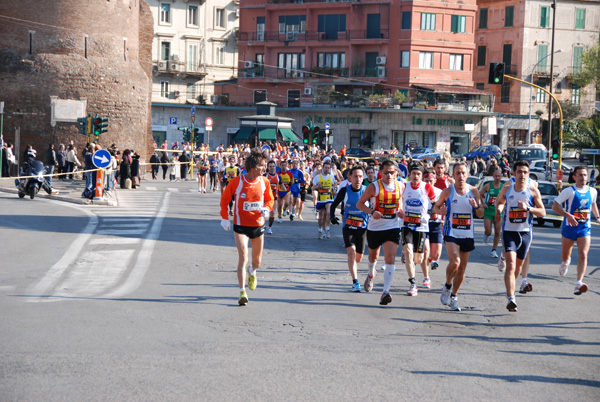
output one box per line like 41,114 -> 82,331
398,163 -> 408,179
325,122 -> 330,130
582,149 -> 600,155
92,149 -> 111,169
191,105 -> 196,116
205,117 -> 213,127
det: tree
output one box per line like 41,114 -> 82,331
580,114 -> 600,149
551,101 -> 581,121
574,43 -> 600,90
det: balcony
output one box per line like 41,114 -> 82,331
153,61 -> 207,78
238,29 -> 389,42
267,0 -> 358,4
533,65 -> 560,78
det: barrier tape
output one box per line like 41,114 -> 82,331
0,167 -> 102,181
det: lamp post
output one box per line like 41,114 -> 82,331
527,49 -> 562,144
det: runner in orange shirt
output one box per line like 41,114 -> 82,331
220,149 -> 275,305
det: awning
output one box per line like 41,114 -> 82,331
413,84 -> 493,95
279,128 -> 299,142
258,128 -> 277,140
234,127 -> 254,141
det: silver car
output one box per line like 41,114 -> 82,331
529,160 -> 574,182
535,180 -> 562,228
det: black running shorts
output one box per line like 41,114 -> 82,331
343,227 -> 367,253
401,227 -> 427,253
367,228 -> 400,250
233,224 -> 265,239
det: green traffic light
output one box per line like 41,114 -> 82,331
553,153 -> 559,159
494,77 -> 500,83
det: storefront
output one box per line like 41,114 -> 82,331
349,130 -> 378,148
392,130 -> 436,150
450,132 -> 471,157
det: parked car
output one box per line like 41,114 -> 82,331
346,148 -> 372,158
463,145 -> 502,161
411,147 -> 439,160
467,175 -> 482,187
476,176 -> 510,192
507,146 -> 547,164
529,160 -> 574,181
536,180 -> 562,227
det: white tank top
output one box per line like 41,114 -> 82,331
502,183 -> 533,232
402,182 -> 432,232
443,185 -> 475,239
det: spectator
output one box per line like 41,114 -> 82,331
66,145 -> 81,180
83,144 -> 95,190
56,144 -> 67,181
120,149 -> 132,188
149,152 -> 159,180
131,151 -> 140,189
179,151 -> 189,180
44,143 -> 58,188
160,151 -> 170,180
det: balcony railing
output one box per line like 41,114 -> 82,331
267,0 -> 358,4
242,66 -> 380,80
238,29 -> 389,42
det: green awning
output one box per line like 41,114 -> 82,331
279,128 -> 299,142
258,128 -> 277,140
234,127 -> 254,141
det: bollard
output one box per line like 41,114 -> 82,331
94,169 -> 105,199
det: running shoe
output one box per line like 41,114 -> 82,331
364,275 -> 374,292
483,234 -> 490,244
290,213 -> 294,221
574,283 -> 588,295
440,286 -> 451,306
430,261 -> 439,270
491,249 -> 499,259
317,230 -> 322,239
449,296 -> 461,311
519,282 -> 533,294
266,227 -> 273,235
559,259 -> 570,277
407,283 -> 418,296
277,217 -> 283,224
379,292 -> 392,305
322,232 -> 327,240
506,299 -> 518,312
422,277 -> 431,289
238,290 -> 248,306
326,230 -> 330,239
248,273 -> 257,290
498,256 -> 506,272
351,282 -> 361,292
283,210 -> 288,217
298,215 -> 303,221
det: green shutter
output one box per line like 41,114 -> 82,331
538,44 -> 548,73
479,8 -> 488,29
573,46 -> 583,74
576,9 -> 586,30
505,6 -> 514,27
451,15 -> 458,33
540,7 -> 549,28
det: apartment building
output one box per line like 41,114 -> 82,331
474,0 -> 600,147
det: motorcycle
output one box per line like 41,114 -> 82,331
15,160 -> 52,199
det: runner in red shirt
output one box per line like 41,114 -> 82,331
433,157 -> 454,190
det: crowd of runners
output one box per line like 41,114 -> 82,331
216,146 -> 600,310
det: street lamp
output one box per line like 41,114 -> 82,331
527,48 -> 562,144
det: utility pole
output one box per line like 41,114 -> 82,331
547,0 -> 557,179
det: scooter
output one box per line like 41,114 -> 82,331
15,160 -> 52,199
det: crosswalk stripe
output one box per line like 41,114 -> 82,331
89,238 -> 140,245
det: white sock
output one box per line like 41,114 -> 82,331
508,295 -> 516,302
240,287 -> 245,292
326,226 -> 330,231
368,261 -> 377,277
383,264 -> 395,293
576,280 -> 583,286
318,228 -> 322,233
249,267 -> 256,276
521,278 -> 528,285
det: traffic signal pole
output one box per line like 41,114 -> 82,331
504,74 -> 564,189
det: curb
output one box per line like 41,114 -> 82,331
0,187 -> 118,206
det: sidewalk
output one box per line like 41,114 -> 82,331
0,176 -> 118,206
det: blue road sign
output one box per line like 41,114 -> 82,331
325,122 -> 330,130
92,149 -> 111,169
191,106 -> 196,116
169,117 -> 177,125
398,163 -> 408,179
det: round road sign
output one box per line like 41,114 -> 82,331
205,117 -> 213,127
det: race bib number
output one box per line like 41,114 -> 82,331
404,212 -> 422,228
318,188 -> 331,201
243,202 -> 261,212
378,202 -> 397,219
451,213 -> 471,230
574,208 -> 590,224
345,215 -> 364,229
508,207 -> 527,223
487,196 -> 496,206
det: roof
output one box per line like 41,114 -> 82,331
413,85 -> 493,95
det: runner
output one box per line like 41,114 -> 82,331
312,160 -> 337,239
196,153 -> 209,193
433,158 -> 454,190
296,161 -> 310,220
356,160 -> 405,304
422,169 -> 444,272
264,160 -> 280,234
219,148 -> 274,306
330,166 -> 370,292
480,168 -> 505,258
288,159 -> 306,221
276,159 -> 293,223
363,165 -> 377,186
434,161 -> 485,311
400,164 -> 437,296
223,156 -> 241,215
552,166 -> 600,295
494,160 -> 546,311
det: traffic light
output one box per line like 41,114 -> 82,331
302,125 -> 310,144
77,117 -> 88,135
551,139 -> 560,159
312,126 -> 320,144
91,116 -> 108,137
192,128 -> 200,143
183,128 -> 191,142
488,63 -> 505,85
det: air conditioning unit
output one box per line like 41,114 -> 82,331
304,88 -> 312,95
377,66 -> 386,77
170,54 -> 180,62
376,56 -> 387,65
169,62 -> 180,71
296,72 -> 304,78
172,90 -> 180,98
157,61 -> 167,70
235,10 -> 239,18
286,32 -> 296,41
244,61 -> 254,68
211,95 -> 220,104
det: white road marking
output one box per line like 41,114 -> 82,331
95,229 -> 146,235
89,238 -> 140,245
145,187 -> 157,191
167,188 -> 179,192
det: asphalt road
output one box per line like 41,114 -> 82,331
0,181 -> 599,401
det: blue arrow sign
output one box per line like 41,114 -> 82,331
398,163 -> 408,179
191,105 -> 196,116
325,122 -> 330,130
92,149 -> 111,169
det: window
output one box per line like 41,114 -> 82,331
278,52 -> 305,78
317,52 -> 345,68
477,46 -> 486,67
419,52 -> 433,69
160,81 -> 170,98
421,13 -> 436,31
317,14 -> 344,39
401,51 -> 410,68
257,17 -> 265,41
402,12 -> 411,30
505,6 -> 514,27
254,90 -> 267,104
187,43 -> 198,72
215,8 -> 225,29
571,84 -> 581,105
160,3 -> 171,24
256,53 -> 264,77
575,8 -> 586,30
503,43 -> 512,67
288,90 -> 301,108
476,83 -> 485,91
540,6 -> 550,28
451,15 -> 466,33
500,82 -> 510,103
556,81 -> 562,94
188,6 -> 198,26
535,82 -> 546,103
160,41 -> 170,60
573,46 -> 583,74
215,45 -> 225,65
281,15 -> 308,34
537,44 -> 548,73
479,8 -> 488,29
186,83 -> 196,101
449,54 -> 463,71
